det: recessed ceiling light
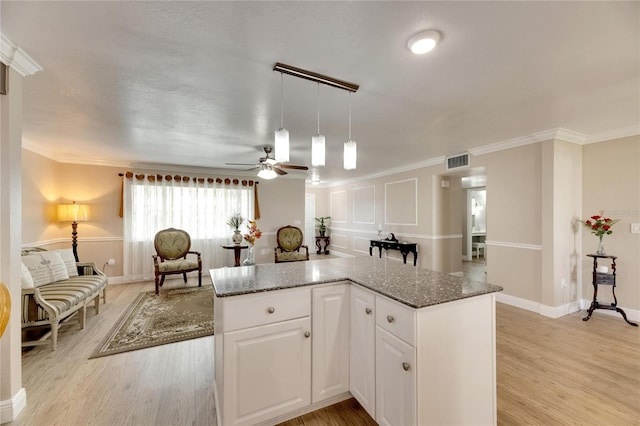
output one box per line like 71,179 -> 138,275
407,30 -> 440,55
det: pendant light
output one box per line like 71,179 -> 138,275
274,72 -> 289,163
312,83 -> 326,167
344,92 -> 357,170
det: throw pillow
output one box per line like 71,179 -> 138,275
21,262 -> 35,289
21,251 -> 70,287
56,248 -> 79,277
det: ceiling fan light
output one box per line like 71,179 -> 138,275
344,139 -> 357,170
257,164 -> 278,180
311,134 -> 325,167
408,30 -> 440,55
274,128 -> 289,163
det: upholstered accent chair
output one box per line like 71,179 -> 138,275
153,228 -> 202,294
274,225 -> 309,263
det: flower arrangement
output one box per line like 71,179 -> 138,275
227,212 -> 244,231
243,220 -> 262,246
581,213 -> 619,237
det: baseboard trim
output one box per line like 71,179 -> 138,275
497,293 -> 639,322
1,388 -> 27,423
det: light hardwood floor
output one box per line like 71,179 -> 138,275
10,267 -> 640,426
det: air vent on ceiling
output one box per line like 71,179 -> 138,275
446,153 -> 469,170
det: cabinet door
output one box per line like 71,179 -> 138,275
376,326 -> 416,426
350,285 -> 376,419
223,317 -> 311,426
312,284 -> 350,403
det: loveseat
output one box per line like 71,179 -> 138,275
21,247 -> 108,350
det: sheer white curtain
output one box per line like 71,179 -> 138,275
123,176 -> 253,281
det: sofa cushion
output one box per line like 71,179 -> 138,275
56,248 -> 79,277
276,251 -> 308,262
21,262 -> 35,289
158,259 -> 200,272
21,251 -> 69,287
22,274 -> 107,322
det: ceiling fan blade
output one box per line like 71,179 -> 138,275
225,162 -> 258,166
279,164 -> 309,171
274,167 -> 288,176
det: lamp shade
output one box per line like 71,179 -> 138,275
257,165 -> 278,180
311,134 -> 326,167
57,202 -> 89,222
344,139 -> 357,170
275,128 -> 289,163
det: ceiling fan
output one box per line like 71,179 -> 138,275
225,146 -> 309,179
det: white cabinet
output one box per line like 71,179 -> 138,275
349,285 -> 376,418
215,287 -> 312,426
223,317 -> 311,425
312,283 -> 350,403
376,327 -> 416,426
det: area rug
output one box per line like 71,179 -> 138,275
90,286 -> 214,359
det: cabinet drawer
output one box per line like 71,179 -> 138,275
222,287 -> 311,332
595,272 -> 615,285
376,295 -> 416,346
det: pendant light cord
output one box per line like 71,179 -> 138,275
348,92 -> 352,140
280,72 -> 284,129
317,83 -> 320,134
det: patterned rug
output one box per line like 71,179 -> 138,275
90,286 -> 214,358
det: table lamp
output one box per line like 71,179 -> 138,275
57,201 -> 89,262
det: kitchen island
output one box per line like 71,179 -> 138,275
211,256 -> 502,426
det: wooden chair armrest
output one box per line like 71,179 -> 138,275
76,262 -> 106,277
31,287 -> 59,320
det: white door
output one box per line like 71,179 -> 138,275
312,284 -> 350,403
305,193 -> 315,247
223,317 -> 311,425
376,326 -> 416,426
350,285 -> 376,419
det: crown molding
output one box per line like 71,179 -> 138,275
584,124 -> 640,144
0,34 -> 42,77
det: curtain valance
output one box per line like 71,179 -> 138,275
118,171 -> 261,219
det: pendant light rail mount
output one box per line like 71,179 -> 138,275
273,62 -> 359,93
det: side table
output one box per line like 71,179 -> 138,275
221,244 -> 248,267
583,254 -> 637,326
315,236 -> 330,255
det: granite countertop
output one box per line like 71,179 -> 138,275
210,256 -> 502,309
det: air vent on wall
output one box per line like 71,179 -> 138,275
446,153 -> 469,170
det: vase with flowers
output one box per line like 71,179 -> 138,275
581,212 -> 619,255
243,220 -> 262,265
227,212 -> 245,245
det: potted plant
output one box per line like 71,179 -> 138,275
227,212 -> 245,245
315,216 -> 331,237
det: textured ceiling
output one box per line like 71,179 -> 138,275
2,1 -> 639,184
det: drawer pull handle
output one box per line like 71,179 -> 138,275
365,308 -> 372,315
387,315 -> 395,323
402,362 -> 411,371
304,331 -> 311,338
267,307 -> 275,314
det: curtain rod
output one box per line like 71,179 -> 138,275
273,62 -> 359,93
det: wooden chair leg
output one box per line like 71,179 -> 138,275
78,305 -> 86,330
183,272 -> 187,283
198,270 -> 202,287
94,294 -> 100,315
51,322 -> 59,351
155,275 -> 161,294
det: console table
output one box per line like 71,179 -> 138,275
315,236 -> 330,255
369,240 -> 418,266
583,254 -> 637,326
221,244 -> 248,267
